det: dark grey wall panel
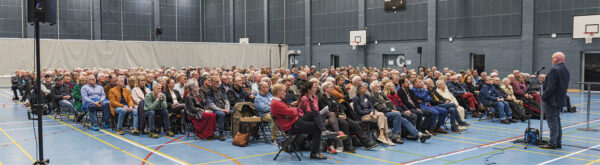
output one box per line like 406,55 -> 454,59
177,0 -> 201,42
311,0 -> 358,43
205,0 -> 231,42
0,0 -> 23,38
234,0 -> 264,43
268,0 -> 284,43
160,0 -> 176,41
269,0 -> 305,44
366,0 -> 428,41
101,0 -> 122,40
123,0 -> 152,41
535,0 -> 600,35
367,41 -> 428,69
285,0 -> 305,45
234,0 -> 245,41
312,43 -> 363,68
438,0 -> 521,38
59,0 -> 92,40
534,37 -> 600,88
436,37 -> 522,77
160,0 -> 200,42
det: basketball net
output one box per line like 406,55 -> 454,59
351,41 -> 359,50
585,32 -> 594,44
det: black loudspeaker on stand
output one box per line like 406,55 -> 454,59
28,0 -> 57,164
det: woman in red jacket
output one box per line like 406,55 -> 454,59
271,83 -> 337,160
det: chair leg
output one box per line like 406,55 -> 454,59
273,149 -> 284,160
260,123 -> 269,143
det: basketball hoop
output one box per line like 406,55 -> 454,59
585,32 -> 594,44
352,41 -> 359,50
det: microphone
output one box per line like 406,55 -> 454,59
535,66 -> 546,75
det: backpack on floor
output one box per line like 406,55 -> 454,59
523,128 -> 539,145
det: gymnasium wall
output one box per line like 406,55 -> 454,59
0,39 -> 287,87
1,0 -> 600,88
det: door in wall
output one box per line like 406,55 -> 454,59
584,53 -> 600,90
331,54 -> 340,68
470,53 -> 485,73
382,54 -> 404,69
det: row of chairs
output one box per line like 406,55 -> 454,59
52,100 -> 180,136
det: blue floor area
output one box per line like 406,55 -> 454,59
1,88 -> 600,165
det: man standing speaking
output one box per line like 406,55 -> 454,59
540,52 -> 570,149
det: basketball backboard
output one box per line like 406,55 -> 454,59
573,15 -> 600,39
350,30 -> 367,46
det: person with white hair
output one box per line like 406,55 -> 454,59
492,77 -> 527,122
81,74 -> 111,131
447,75 -> 481,117
184,80 -> 217,139
370,81 -> 431,143
435,80 -> 466,121
348,75 -> 363,99
480,77 -> 516,124
424,79 -> 470,132
352,82 -> 393,145
411,78 -> 449,134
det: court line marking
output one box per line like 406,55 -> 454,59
469,124 -> 600,144
539,144 -> 600,165
1,90 -> 203,164
432,136 -> 592,162
468,125 -> 600,145
342,152 -> 402,165
573,100 -> 600,106
0,120 -> 54,125
439,133 -> 600,159
0,92 -> 158,164
48,111 -> 188,165
0,126 -> 35,162
377,147 -> 452,162
100,130 -> 191,165
93,134 -> 108,137
48,116 -> 154,165
587,158 -> 600,165
195,152 -> 278,165
404,118 -> 600,165
163,136 -> 242,165
143,135 -> 186,165
3,125 -> 68,131
443,148 -> 504,165
147,140 -> 196,147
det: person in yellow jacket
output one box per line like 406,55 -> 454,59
109,76 -> 137,135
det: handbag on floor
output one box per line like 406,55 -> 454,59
232,132 -> 249,147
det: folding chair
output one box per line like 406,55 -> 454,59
255,122 -> 270,143
478,104 -> 495,123
358,121 -> 378,143
54,105 -> 70,121
271,115 -> 303,161
183,111 -> 199,140
81,107 -> 104,129
442,116 -> 450,130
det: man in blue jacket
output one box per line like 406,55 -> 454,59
412,78 -> 448,134
539,52 -> 570,149
480,77 -> 516,124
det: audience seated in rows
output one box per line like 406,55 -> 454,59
13,64 -> 579,160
